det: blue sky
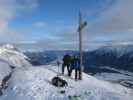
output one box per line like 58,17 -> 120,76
0,0 -> 133,50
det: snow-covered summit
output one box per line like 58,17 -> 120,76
0,44 -> 31,68
0,65 -> 133,100
0,44 -> 17,51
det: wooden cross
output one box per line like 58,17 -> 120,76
78,12 -> 87,80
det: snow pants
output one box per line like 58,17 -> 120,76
69,68 -> 80,80
62,63 -> 70,75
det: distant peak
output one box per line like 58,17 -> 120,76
0,44 -> 18,51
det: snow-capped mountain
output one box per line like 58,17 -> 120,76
94,44 -> 133,58
24,50 -> 78,66
24,45 -> 133,73
0,44 -> 31,68
24,51 -> 57,65
0,44 -> 31,96
81,45 -> 133,89
83,45 -> 133,72
0,44 -> 133,100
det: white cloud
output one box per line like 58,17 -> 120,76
33,21 -> 47,28
18,40 -> 37,44
0,0 -> 39,43
37,0 -> 133,50
1,0 -> 133,50
0,0 -> 15,33
89,0 -> 133,33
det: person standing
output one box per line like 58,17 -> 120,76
68,56 -> 75,76
62,54 -> 71,75
69,56 -> 80,80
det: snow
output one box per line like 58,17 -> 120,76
0,44 -> 133,100
1,44 -> 17,51
100,66 -> 133,76
0,44 -> 30,89
94,70 -> 133,89
95,73 -> 133,81
0,44 -> 31,68
0,60 -> 11,87
0,65 -> 132,100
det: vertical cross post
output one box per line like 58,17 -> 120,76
78,12 -> 87,80
79,12 -> 83,80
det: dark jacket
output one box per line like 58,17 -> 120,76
63,55 -> 71,65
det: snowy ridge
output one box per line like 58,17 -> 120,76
0,65 -> 133,100
0,44 -> 31,68
0,61 -> 11,87
0,44 -> 31,93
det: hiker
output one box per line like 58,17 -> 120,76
62,54 -> 71,75
69,56 -> 80,80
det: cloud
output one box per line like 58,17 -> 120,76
33,21 -> 47,28
16,0 -> 39,11
41,0 -> 133,50
40,0 -> 133,50
1,0 -> 133,50
0,0 -> 15,32
0,0 -> 39,43
89,0 -> 133,33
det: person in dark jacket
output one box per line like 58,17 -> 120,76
69,56 -> 80,80
62,54 -> 71,75
68,56 -> 75,76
